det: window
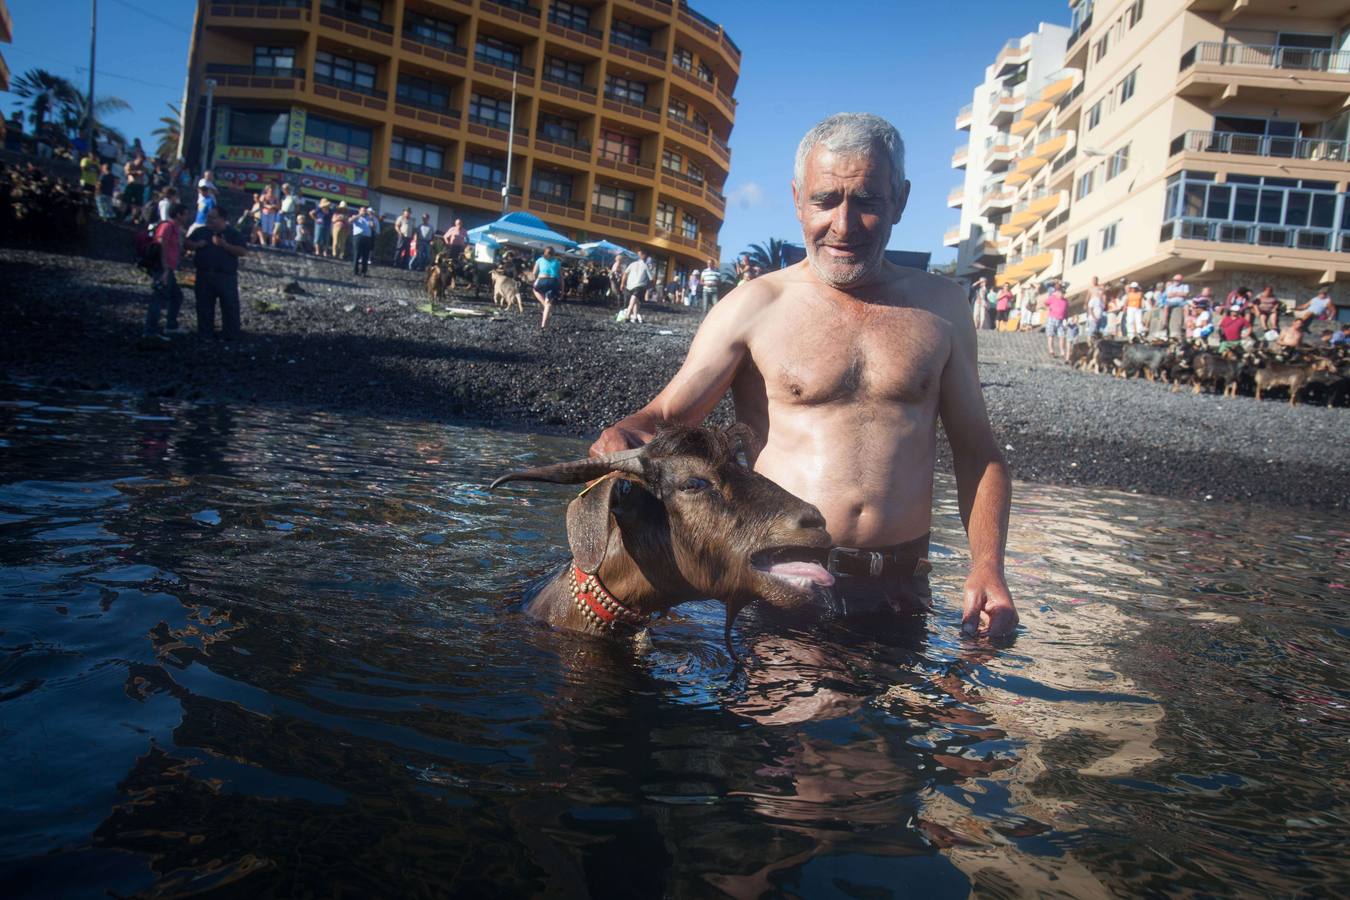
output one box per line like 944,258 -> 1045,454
396,74 -> 451,111
593,184 -> 637,214
1087,100 -> 1102,130
475,35 -> 523,70
656,201 -> 676,231
611,19 -> 654,52
403,11 -> 457,49
686,161 -> 704,185
537,113 -> 581,146
673,47 -> 693,71
462,152 -> 505,188
228,109 -> 289,146
661,149 -> 683,172
1100,221 -> 1118,251
606,75 -> 647,107
253,46 -> 295,74
1126,0 -> 1144,28
543,56 -> 585,88
314,51 -> 377,93
1077,169 -> 1094,199
303,114 -> 372,164
697,61 -> 713,84
1071,237 -> 1089,265
1107,144 -> 1130,180
1118,68 -> 1137,104
531,169 -> 573,202
326,0 -> 381,23
469,93 -> 512,129
550,0 -> 591,32
667,97 -> 689,122
682,212 -> 698,240
1093,32 -> 1110,61
598,129 -> 641,164
390,137 -> 445,175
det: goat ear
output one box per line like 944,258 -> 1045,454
565,478 -> 619,574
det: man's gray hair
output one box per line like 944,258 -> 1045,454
793,113 -> 906,198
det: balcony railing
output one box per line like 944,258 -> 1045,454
1050,146 -> 1077,174
603,88 -> 659,114
318,4 -> 392,32
592,204 -> 649,226
395,94 -> 461,118
313,73 -> 387,99
541,73 -> 596,96
389,159 -> 452,179
482,0 -> 539,19
401,30 -> 468,58
1161,217 -> 1347,254
1169,130 -> 1348,163
536,132 -> 591,152
474,52 -> 534,76
1056,82 -> 1084,112
957,102 -> 973,118
610,32 -> 666,62
984,132 -> 1012,149
463,175 -> 522,194
1180,41 -> 1350,75
1067,10 -> 1093,48
468,114 -> 528,137
547,13 -> 602,38
204,63 -> 305,80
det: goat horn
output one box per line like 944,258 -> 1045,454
489,447 -> 645,490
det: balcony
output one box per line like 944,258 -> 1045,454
1161,217 -> 1349,256
318,5 -> 394,46
994,38 -> 1029,77
312,73 -> 388,111
591,204 -> 649,234
474,52 -> 535,87
1065,8 -> 1093,68
1178,42 -> 1350,106
540,74 -> 597,105
988,87 -> 1024,126
985,134 -> 1016,170
527,191 -> 586,220
948,185 -> 965,208
205,0 -> 311,28
480,0 -> 540,25
943,226 -> 961,247
400,32 -> 468,70
466,115 -> 529,147
661,165 -> 710,202
955,102 -> 973,131
393,95 -> 462,131
204,63 -> 305,92
534,132 -> 591,164
951,145 -> 969,169
1029,128 -> 1070,160
1012,153 -> 1047,178
978,186 -> 1015,215
387,160 -> 456,195
1169,130 -> 1348,171
595,151 -> 655,181
546,13 -> 603,49
1054,81 -> 1084,127
603,89 -> 662,124
609,32 -> 667,68
666,113 -> 711,149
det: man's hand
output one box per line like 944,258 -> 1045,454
589,421 -> 651,457
961,563 -> 1018,638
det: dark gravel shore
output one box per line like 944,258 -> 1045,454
2,228 -> 1346,511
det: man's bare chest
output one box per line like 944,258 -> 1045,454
748,305 -> 950,407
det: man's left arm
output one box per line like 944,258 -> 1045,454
937,284 -> 1018,638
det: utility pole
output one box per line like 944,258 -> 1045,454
84,0 -> 97,148
198,79 -> 217,178
501,71 -> 517,215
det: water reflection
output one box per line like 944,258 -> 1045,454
0,383 -> 1346,898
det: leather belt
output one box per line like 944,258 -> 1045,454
826,534 -> 931,581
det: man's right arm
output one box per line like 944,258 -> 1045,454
590,284 -> 761,455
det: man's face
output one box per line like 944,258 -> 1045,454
207,209 -> 226,232
792,145 -> 908,289
1200,288 -> 1212,298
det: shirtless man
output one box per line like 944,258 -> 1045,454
591,113 -> 1017,637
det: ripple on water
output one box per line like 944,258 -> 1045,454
0,383 -> 1346,898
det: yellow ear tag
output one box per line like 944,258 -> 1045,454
575,471 -> 617,500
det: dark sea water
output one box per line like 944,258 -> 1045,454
0,383 -> 1346,899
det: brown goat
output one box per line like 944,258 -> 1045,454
490,425 -> 835,637
1254,358 -> 1339,405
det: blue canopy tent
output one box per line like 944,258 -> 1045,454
466,212 -> 580,256
578,239 -> 635,261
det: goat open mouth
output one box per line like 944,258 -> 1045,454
751,546 -> 835,591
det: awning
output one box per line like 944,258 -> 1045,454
467,212 -> 579,254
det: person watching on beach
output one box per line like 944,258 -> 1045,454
592,113 -> 1017,637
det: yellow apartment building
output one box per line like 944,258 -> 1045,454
181,0 -> 738,274
956,0 -> 1349,308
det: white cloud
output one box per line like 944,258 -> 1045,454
727,181 -> 767,210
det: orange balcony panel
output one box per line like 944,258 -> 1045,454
1038,75 -> 1076,104
999,221 -> 1025,238
1004,169 -> 1031,186
1014,155 -> 1046,175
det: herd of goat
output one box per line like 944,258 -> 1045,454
1066,335 -> 1348,406
423,251 -> 617,310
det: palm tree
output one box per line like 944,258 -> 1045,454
62,88 -> 132,146
744,237 -> 787,272
151,103 -> 182,159
10,68 -> 77,135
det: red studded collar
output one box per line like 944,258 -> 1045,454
569,563 -> 647,630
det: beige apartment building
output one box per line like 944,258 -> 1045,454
954,0 -> 1349,309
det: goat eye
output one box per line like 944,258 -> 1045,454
679,477 -> 711,493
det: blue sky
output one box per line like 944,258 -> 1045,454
4,0 -> 1069,263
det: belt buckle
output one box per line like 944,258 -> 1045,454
827,548 -> 885,578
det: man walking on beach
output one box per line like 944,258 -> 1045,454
1044,281 -> 1069,359
592,113 -> 1017,637
145,202 -> 190,340
186,205 -> 247,341
621,249 -> 653,323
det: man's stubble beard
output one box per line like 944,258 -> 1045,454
804,236 -> 889,289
